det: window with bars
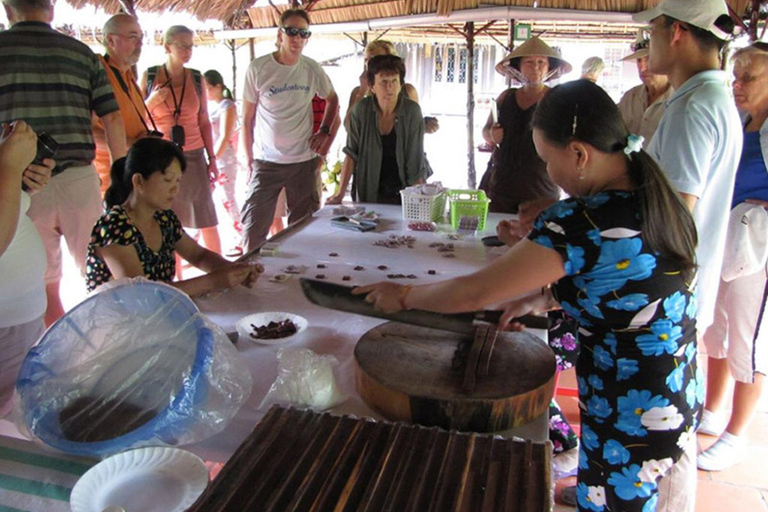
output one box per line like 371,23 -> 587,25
433,44 -> 480,84
434,45 -> 443,82
447,46 -> 456,82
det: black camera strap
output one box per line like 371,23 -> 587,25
105,59 -> 161,135
163,64 -> 187,123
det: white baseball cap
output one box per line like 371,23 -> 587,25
633,0 -> 732,41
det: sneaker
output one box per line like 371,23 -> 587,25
225,245 -> 243,258
697,409 -> 726,437
697,432 -> 747,471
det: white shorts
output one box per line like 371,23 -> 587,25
702,270 -> 768,383
26,165 -> 103,284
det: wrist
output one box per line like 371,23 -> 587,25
399,284 -> 413,310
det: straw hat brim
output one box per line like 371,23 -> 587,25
495,37 -> 572,82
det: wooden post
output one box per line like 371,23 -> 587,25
507,19 -> 515,88
466,22 -> 476,189
249,37 -> 255,62
230,39 -> 237,100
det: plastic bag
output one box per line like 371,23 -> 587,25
259,348 -> 346,411
15,278 -> 252,457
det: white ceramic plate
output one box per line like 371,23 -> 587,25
70,447 -> 208,512
236,311 -> 308,345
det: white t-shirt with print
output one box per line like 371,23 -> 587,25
243,53 -> 333,164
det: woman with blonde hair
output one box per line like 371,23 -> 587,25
141,25 -> 221,261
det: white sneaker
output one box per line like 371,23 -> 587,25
697,432 -> 747,471
697,409 -> 726,436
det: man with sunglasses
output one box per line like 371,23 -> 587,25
617,30 -> 673,147
240,8 -> 339,253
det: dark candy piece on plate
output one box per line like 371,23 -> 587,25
316,274 -> 326,279
317,264 -> 326,269
329,252 -> 339,257
377,265 -> 388,270
428,270 -> 437,275
342,276 -> 351,281
354,266 -> 365,271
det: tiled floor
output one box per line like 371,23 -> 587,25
552,357 -> 768,512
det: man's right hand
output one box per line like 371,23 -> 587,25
0,121 -> 37,179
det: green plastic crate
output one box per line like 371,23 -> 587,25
448,189 -> 490,231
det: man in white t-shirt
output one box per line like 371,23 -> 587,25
240,9 -> 339,253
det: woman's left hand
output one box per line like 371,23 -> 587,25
352,281 -> 408,313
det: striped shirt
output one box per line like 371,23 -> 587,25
0,22 -> 119,174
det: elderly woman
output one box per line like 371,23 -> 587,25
481,37 -> 571,215
328,55 -> 425,205
357,80 -> 702,512
141,26 -> 220,257
697,42 -> 768,472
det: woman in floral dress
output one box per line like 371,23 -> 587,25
355,80 -> 701,511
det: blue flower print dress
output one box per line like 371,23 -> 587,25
528,191 -> 702,512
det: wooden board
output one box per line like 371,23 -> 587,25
355,322 -> 556,432
187,406 -> 553,512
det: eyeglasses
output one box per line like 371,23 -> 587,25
281,26 -> 311,39
631,40 -> 649,52
171,43 -> 195,51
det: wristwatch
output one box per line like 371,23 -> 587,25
319,125 -> 331,135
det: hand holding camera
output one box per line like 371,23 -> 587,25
0,121 -> 37,180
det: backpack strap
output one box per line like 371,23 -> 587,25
145,65 -> 159,99
191,69 -> 202,98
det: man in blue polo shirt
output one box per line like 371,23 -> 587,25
636,0 -> 741,334
628,0 -> 741,510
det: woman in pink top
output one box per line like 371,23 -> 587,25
141,25 -> 221,257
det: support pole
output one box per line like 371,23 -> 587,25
466,22 -> 476,188
230,40 -> 237,99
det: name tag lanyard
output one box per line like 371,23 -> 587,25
163,64 -> 187,125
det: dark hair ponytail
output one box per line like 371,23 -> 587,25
104,138 -> 186,209
532,80 -> 697,274
203,69 -> 233,100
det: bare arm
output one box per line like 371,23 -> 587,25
327,155 -> 355,205
242,99 -> 257,173
214,103 -> 237,158
482,89 -> 509,145
197,85 -> 218,179
0,121 -> 37,255
99,231 -> 262,297
354,239 -> 565,314
309,90 -> 339,154
101,111 -> 127,162
344,86 -> 365,130
679,192 -> 698,212
403,83 -> 419,103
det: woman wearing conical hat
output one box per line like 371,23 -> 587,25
480,36 -> 571,217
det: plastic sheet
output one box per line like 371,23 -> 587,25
259,348 -> 346,411
15,278 -> 252,457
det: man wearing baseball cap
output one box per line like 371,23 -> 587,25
630,0 -> 741,509
617,30 -> 673,146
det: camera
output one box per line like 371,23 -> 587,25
33,131 -> 58,165
171,125 -> 185,147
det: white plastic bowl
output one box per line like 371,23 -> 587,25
236,312 -> 308,345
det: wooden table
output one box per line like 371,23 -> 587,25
188,204 -> 550,463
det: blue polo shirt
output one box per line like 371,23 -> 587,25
648,70 -> 743,330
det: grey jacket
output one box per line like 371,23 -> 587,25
343,95 -> 425,202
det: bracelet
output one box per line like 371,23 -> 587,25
399,284 -> 413,310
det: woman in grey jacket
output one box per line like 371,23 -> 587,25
328,55 -> 425,205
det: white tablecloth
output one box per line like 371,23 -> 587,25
187,204 -> 544,462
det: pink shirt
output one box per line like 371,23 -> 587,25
148,68 -> 205,151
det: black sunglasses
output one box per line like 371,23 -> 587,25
631,40 -> 649,52
281,26 -> 311,39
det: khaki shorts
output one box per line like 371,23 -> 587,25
702,270 -> 768,382
26,165 -> 103,284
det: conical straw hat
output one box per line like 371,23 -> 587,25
495,36 -> 572,82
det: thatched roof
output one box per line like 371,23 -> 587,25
64,0 -> 752,27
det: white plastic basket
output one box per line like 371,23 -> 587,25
399,189 -> 447,222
